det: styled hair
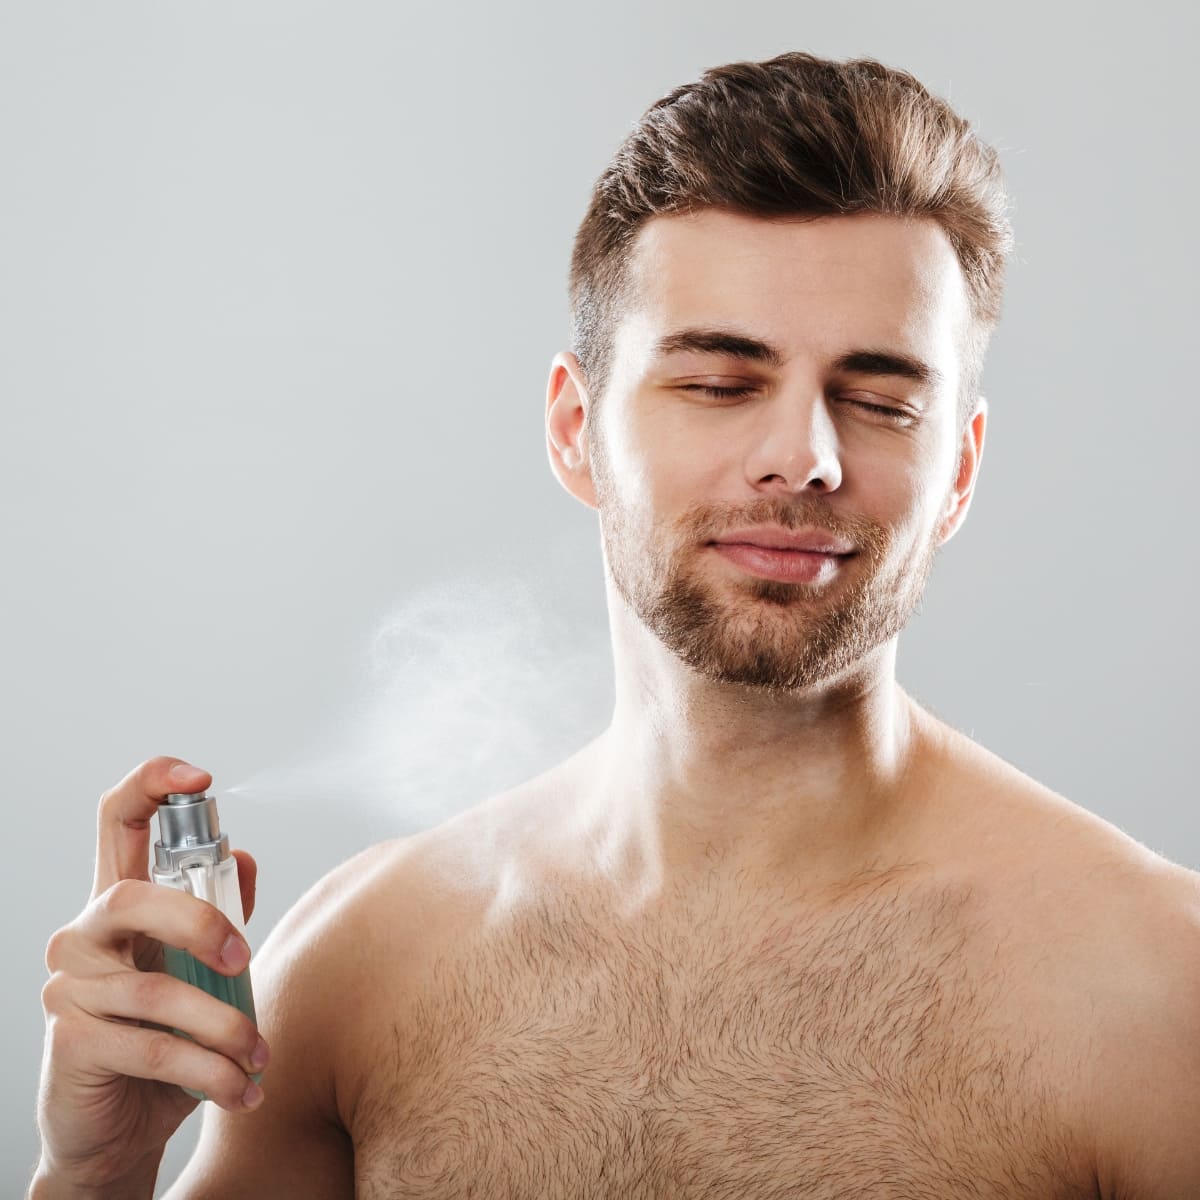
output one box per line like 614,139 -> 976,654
568,51 -> 1014,431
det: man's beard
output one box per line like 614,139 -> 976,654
594,458 -> 943,695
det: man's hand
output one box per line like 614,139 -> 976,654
30,758 -> 266,1198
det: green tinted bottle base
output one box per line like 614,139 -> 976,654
162,945 -> 259,1102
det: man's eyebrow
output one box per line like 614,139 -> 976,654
832,349 -> 944,391
650,326 -> 944,390
651,327 -> 785,368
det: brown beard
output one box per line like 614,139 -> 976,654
592,444 -> 943,694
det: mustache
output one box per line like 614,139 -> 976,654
676,500 -> 886,553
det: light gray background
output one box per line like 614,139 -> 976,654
3,1 -> 1196,1193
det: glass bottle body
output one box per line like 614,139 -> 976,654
151,854 -> 259,1100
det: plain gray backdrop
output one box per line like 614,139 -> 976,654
3,0 -> 1196,1192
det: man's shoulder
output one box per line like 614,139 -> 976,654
942,722 -> 1199,990
1077,849 -> 1200,1199
931,718 -> 1184,890
257,780 -> 558,979
926,718 -> 1199,1184
949,738 -> 1200,1200
257,806 -> 511,972
242,804 -> 518,1118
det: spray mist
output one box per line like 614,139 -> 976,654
151,789 -> 260,1101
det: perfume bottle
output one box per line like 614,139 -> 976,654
152,789 -> 259,1101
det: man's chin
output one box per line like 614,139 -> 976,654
677,647 -> 852,693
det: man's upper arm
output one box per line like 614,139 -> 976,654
161,841 -> 401,1199
1093,861 -> 1200,1199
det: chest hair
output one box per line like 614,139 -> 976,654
351,869 -> 1097,1199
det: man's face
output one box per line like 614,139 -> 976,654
583,208 -> 979,693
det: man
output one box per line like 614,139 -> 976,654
32,51 -> 1200,1199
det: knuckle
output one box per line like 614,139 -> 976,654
227,1010 -> 258,1057
98,758 -> 157,813
100,877 -> 141,914
142,1029 -> 178,1074
44,925 -> 74,972
197,903 -> 232,952
46,1010 -> 83,1057
130,969 -> 168,1012
40,971 -> 70,1015
97,779 -> 128,819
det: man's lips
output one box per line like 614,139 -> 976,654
709,526 -> 857,555
702,526 -> 859,584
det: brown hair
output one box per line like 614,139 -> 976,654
568,51 -> 1014,432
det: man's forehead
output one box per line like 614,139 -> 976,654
627,208 -> 962,288
619,208 -> 969,367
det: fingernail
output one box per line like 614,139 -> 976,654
170,762 -> 203,782
242,1081 -> 264,1110
221,935 -> 250,971
250,1037 -> 269,1071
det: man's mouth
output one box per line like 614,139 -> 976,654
709,540 -> 854,584
710,525 -> 857,556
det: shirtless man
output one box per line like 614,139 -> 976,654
32,51 -> 1200,1199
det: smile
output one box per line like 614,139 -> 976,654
709,542 -> 853,584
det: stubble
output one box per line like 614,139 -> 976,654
591,438 -> 943,694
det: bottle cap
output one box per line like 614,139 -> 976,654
155,790 -> 230,870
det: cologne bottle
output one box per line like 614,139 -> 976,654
151,789 -> 259,1101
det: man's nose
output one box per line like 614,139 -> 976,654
744,392 -> 843,494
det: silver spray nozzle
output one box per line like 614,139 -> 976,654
155,790 -> 230,871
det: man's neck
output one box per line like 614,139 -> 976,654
574,613 -> 938,907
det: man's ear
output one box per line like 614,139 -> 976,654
546,351 -> 599,510
937,397 -> 987,546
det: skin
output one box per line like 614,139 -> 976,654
31,209 -> 1200,1199
543,208 -> 981,901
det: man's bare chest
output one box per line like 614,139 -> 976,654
349,871 -> 1100,1199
